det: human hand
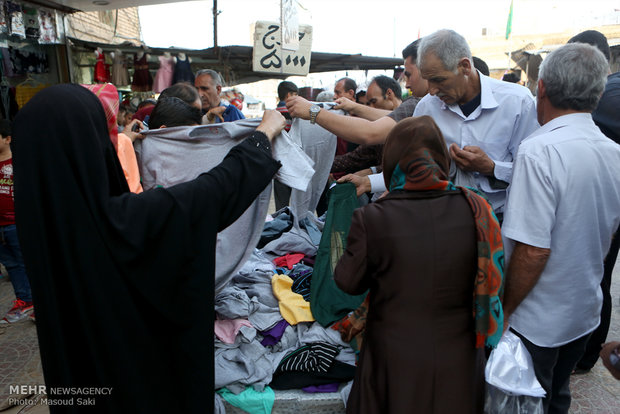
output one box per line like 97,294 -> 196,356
353,168 -> 373,177
123,119 -> 146,142
449,144 -> 495,176
256,109 -> 286,142
333,97 -> 357,113
337,173 -> 371,196
286,96 -> 312,120
206,106 -> 227,123
600,341 -> 620,380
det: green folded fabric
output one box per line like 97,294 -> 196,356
310,183 -> 366,326
217,385 -> 275,414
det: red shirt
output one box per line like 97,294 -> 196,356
0,158 -> 15,225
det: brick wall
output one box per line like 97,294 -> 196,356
66,7 -> 142,45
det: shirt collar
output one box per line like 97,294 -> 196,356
478,71 -> 499,110
524,112 -> 593,142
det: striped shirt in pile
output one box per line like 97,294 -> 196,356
290,263 -> 313,301
277,342 -> 340,373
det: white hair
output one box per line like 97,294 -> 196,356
316,91 -> 334,102
417,29 -> 472,72
195,69 -> 223,87
538,43 -> 608,111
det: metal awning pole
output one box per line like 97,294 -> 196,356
213,0 -> 218,47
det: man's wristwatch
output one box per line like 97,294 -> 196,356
309,104 -> 321,124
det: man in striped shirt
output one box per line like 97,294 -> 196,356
276,81 -> 299,132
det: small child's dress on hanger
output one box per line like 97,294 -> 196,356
153,55 -> 174,93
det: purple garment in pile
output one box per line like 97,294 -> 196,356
302,383 -> 339,393
260,319 -> 290,346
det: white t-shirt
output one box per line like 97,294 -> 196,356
369,72 -> 539,213
503,113 -> 620,347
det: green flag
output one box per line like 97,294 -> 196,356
506,0 -> 513,40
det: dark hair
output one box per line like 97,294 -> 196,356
159,82 -> 201,106
472,56 -> 490,76
148,97 -> 202,129
402,39 -> 421,61
502,72 -> 520,83
371,75 -> 402,100
0,120 -> 11,137
355,90 -> 366,103
568,30 -> 610,62
277,81 -> 298,101
137,99 -> 157,110
337,77 -> 357,93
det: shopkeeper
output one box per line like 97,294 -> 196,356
194,69 -> 245,124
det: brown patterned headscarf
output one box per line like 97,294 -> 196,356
380,116 -> 505,348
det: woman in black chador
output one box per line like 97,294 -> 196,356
12,84 -> 284,413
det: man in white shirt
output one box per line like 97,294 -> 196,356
288,31 -> 538,217
366,29 -> 539,216
502,43 -> 620,413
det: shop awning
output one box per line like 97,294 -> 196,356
69,37 -> 403,85
25,0 -> 184,13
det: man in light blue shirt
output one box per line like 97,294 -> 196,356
502,43 -> 620,413
360,30 -> 539,217
411,29 -> 539,215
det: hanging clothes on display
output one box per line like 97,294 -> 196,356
110,49 -> 129,87
0,3 -> 7,34
37,9 -> 58,44
6,1 -> 25,39
172,53 -> 194,84
94,48 -> 110,83
131,52 -> 152,92
0,83 -> 19,120
8,47 -> 49,74
15,76 -> 49,109
22,6 -> 40,39
152,53 -> 174,93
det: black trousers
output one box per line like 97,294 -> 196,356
577,227 -> 620,370
513,329 -> 591,414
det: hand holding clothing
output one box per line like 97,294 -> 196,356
333,97 -> 356,113
337,173 -> 371,196
285,96 -> 312,120
256,109 -> 286,142
123,119 -> 145,142
449,144 -> 495,175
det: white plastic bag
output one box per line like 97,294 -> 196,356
484,330 -> 545,413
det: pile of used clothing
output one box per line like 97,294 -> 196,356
136,116 -> 366,413
214,183 -> 369,413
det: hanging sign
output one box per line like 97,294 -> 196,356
252,21 -> 312,76
281,0 -> 299,51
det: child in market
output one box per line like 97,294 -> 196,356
0,119 -> 34,323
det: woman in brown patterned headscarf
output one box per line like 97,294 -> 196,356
335,116 -> 503,414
